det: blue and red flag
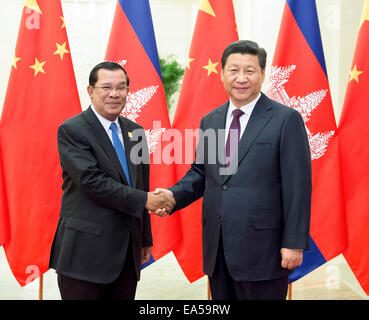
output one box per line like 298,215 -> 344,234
265,0 -> 346,282
105,0 -> 181,265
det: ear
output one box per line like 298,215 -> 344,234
261,69 -> 266,83
87,85 -> 94,99
220,69 -> 225,83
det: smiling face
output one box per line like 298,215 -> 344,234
221,53 -> 265,108
87,68 -> 128,121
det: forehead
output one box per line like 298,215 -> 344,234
224,53 -> 260,68
96,68 -> 127,83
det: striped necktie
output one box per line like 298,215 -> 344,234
109,122 -> 131,186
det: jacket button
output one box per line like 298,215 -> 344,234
222,185 -> 228,190
216,212 -> 221,219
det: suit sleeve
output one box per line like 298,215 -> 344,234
57,123 -> 147,219
280,109 -> 312,249
141,135 -> 153,247
169,119 -> 206,212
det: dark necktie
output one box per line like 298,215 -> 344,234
109,122 -> 131,186
225,109 -> 244,166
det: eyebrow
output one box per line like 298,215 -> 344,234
227,64 -> 257,69
99,80 -> 127,85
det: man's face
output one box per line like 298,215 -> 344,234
221,53 -> 265,107
87,68 -> 128,121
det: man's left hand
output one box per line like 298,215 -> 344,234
280,248 -> 303,270
141,246 -> 152,265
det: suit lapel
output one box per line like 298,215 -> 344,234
83,107 -> 130,186
212,102 -> 229,181
223,93 -> 273,183
237,94 -> 273,163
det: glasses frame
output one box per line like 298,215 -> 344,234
93,85 -> 129,94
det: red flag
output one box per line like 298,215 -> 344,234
171,0 -> 238,282
105,1 -> 180,261
339,0 -> 369,295
0,145 -> 9,246
265,0 -> 346,281
0,0 -> 81,286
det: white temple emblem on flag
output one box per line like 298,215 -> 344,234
265,65 -> 335,160
108,59 -> 167,155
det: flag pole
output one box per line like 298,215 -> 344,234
207,277 -> 211,300
287,283 -> 292,300
39,275 -> 43,300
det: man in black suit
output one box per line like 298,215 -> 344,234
154,40 -> 312,300
49,62 -> 174,300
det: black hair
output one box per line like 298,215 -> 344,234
221,40 -> 267,70
89,61 -> 130,87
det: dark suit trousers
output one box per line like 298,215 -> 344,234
209,232 -> 289,300
57,242 -> 137,300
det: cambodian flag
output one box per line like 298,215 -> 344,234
266,0 -> 346,282
105,0 -> 181,266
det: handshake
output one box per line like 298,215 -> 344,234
145,188 -> 176,217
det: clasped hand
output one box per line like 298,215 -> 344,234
145,188 -> 175,217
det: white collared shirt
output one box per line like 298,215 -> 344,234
90,104 -> 125,147
224,93 -> 261,146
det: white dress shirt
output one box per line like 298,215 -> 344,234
90,104 -> 125,147
224,93 -> 261,146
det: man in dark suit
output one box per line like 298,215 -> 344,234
49,62 -> 174,300
154,40 -> 312,300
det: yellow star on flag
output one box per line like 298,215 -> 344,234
54,42 -> 70,60
199,0 -> 216,17
349,64 -> 364,83
187,57 -> 195,69
60,16 -> 66,29
29,57 -> 46,76
202,58 -> 219,76
24,0 -> 42,14
12,56 -> 21,69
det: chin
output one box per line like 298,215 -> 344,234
234,96 -> 251,104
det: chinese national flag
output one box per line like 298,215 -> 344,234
105,0 -> 180,262
0,0 -> 81,286
171,0 -> 238,282
0,145 -> 9,246
266,0 -> 346,282
339,0 -> 369,295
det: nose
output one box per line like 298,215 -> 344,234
236,72 -> 248,82
109,88 -> 120,97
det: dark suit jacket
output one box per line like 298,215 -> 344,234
169,93 -> 312,282
49,106 -> 152,284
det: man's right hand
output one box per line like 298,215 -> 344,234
145,188 -> 175,215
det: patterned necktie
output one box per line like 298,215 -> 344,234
225,109 -> 244,166
109,122 -> 131,186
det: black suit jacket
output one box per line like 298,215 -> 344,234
169,93 -> 312,281
49,106 -> 152,284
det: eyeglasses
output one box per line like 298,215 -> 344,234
93,85 -> 129,94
